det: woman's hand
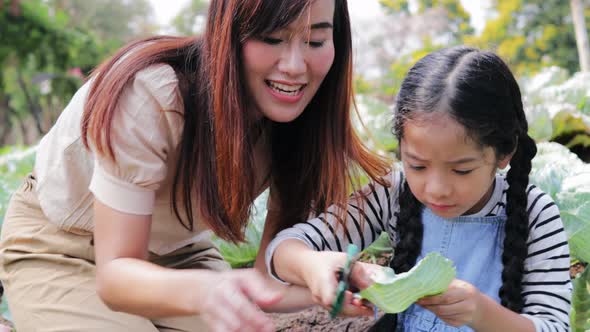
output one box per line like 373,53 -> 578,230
416,279 -> 484,328
197,269 -> 282,332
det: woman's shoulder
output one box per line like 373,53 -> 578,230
134,63 -> 179,87
103,41 -> 184,112
130,63 -> 182,111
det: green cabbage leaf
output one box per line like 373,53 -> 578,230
360,252 -> 456,313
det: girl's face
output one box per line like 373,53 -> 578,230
241,0 -> 335,123
400,113 -> 512,218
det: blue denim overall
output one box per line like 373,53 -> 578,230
396,208 -> 507,332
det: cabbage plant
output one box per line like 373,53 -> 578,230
530,142 -> 590,263
211,190 -> 267,268
0,146 -> 36,227
530,142 -> 590,330
523,67 -> 590,150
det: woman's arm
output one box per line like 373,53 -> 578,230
94,199 -> 200,317
93,199 -> 280,332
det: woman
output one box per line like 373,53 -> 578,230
0,0 -> 389,331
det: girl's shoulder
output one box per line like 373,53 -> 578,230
497,173 -> 563,236
495,173 -> 557,209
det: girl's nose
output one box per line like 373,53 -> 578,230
425,175 -> 452,199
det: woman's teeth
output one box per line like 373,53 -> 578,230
267,81 -> 304,95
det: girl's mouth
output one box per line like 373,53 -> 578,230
429,203 -> 454,211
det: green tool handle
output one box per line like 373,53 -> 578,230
330,244 -> 359,318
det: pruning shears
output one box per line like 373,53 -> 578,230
330,244 -> 361,318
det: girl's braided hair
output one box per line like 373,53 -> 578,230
391,46 -> 537,312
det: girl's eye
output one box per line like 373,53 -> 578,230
307,40 -> 325,48
409,165 -> 425,171
262,37 -> 282,45
453,169 -> 473,175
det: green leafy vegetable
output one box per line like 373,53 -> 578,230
571,268 -> 590,332
530,142 -> 590,262
211,190 -> 267,268
360,252 -> 456,313
361,232 -> 393,264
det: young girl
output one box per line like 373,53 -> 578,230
0,0 -> 389,331
267,46 -> 572,331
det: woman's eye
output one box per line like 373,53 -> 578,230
453,169 -> 473,175
409,165 -> 425,171
307,40 -> 325,48
262,37 -> 282,45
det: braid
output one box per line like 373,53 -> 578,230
391,181 -> 424,273
373,47 -> 538,331
370,181 -> 423,332
499,107 -> 537,311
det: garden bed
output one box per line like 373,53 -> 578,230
271,306 -> 382,332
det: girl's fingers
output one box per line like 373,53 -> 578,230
417,294 -> 443,306
340,291 -> 373,316
350,262 -> 380,289
351,294 -> 373,308
421,303 -> 463,317
418,291 -> 463,306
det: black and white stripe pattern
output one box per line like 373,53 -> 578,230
266,170 -> 572,331
520,185 -> 571,332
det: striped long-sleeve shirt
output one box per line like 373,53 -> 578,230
266,170 -> 572,332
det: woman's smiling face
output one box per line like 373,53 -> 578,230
400,113 -> 512,218
241,0 -> 335,123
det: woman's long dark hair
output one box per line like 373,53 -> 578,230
82,0 -> 390,242
392,46 -> 537,312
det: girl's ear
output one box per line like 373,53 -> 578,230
498,137 -> 518,170
497,153 -> 512,170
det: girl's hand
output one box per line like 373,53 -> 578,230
198,269 -> 282,332
416,279 -> 484,328
301,251 -> 380,317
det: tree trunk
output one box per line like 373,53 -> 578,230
0,94 -> 17,145
571,0 -> 590,72
16,68 -> 45,135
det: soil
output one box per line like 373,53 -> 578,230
271,307 -> 383,332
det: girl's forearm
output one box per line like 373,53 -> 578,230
96,257 -> 214,318
272,239 -> 316,286
470,293 -> 535,332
